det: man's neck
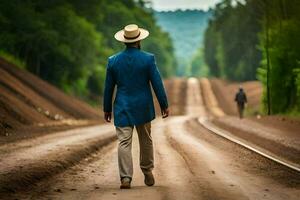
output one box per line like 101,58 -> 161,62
127,45 -> 139,49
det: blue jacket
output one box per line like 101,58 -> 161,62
103,47 -> 168,127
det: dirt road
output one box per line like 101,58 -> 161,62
2,78 -> 300,200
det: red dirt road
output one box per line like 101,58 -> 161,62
208,78 -> 300,170
2,78 -> 299,200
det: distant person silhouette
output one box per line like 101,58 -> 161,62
235,86 -> 247,119
103,24 -> 169,189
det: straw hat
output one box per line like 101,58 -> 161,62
114,24 -> 149,43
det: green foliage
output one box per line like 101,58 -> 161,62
205,0 -> 300,114
68,0 -> 177,78
155,10 -> 212,76
190,48 -> 209,77
204,0 -> 262,81
0,0 -> 176,101
0,51 -> 26,69
258,9 -> 300,113
204,23 -> 220,77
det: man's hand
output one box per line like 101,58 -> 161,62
104,112 -> 112,123
161,108 -> 169,119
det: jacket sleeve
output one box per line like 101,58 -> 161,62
149,55 -> 169,110
244,93 -> 247,103
103,59 -> 116,112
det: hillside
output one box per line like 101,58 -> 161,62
0,0 -> 176,101
154,10 -> 212,75
0,57 -> 182,143
0,58 -> 101,139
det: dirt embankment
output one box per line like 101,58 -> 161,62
0,58 -> 103,142
0,57 -> 185,143
209,78 -> 262,116
209,78 -> 300,129
208,78 -> 300,167
164,78 -> 187,116
199,78 -> 225,117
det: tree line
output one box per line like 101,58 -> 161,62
204,0 -> 300,114
0,0 -> 176,102
154,10 -> 212,76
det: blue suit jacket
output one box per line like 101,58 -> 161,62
103,47 -> 168,127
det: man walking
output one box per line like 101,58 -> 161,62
103,24 -> 169,189
235,86 -> 247,119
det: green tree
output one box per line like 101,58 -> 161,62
0,0 -> 177,102
257,0 -> 300,113
204,0 -> 300,114
204,0 -> 262,81
190,48 -> 209,77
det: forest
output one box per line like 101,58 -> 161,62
0,0 -> 176,102
204,0 -> 300,114
155,10 -> 212,76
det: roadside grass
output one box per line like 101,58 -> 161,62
0,51 -> 26,70
282,109 -> 300,118
247,105 -> 300,119
245,106 -> 262,117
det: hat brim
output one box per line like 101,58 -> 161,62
114,28 -> 149,43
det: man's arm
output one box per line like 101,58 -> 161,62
244,93 -> 248,103
149,55 -> 169,118
103,60 -> 116,122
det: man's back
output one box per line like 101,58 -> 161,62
235,90 -> 247,105
103,47 -> 168,127
109,47 -> 153,97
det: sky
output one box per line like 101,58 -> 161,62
151,0 -> 222,11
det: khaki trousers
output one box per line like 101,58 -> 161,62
116,122 -> 153,180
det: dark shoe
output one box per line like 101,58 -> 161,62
144,171 -> 155,186
120,177 -> 131,189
